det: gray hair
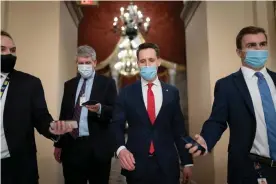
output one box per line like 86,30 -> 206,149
77,45 -> 96,61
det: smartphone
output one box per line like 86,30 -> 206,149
64,120 -> 78,129
82,100 -> 99,106
51,120 -> 78,129
181,136 -> 206,155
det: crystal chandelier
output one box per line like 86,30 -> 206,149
113,2 -> 149,76
114,37 -> 143,76
113,2 -> 150,40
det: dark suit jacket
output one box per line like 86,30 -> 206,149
54,74 -> 117,159
201,69 -> 276,184
3,70 -> 56,182
111,80 -> 193,180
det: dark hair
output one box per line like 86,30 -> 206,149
1,30 -> 13,40
136,42 -> 160,59
236,26 -> 267,49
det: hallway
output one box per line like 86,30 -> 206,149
109,158 -> 126,184
2,1 -> 275,184
108,158 -> 189,184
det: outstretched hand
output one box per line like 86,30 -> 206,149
49,121 -> 73,135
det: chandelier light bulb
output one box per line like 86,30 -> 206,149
146,17 -> 150,22
120,7 -> 124,12
124,13 -> 129,18
113,22 -> 117,26
114,62 -> 122,70
114,17 -> 118,22
118,52 -> 122,58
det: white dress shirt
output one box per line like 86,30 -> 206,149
241,66 -> 276,158
1,72 -> 11,159
140,77 -> 163,116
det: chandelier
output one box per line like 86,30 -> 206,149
112,2 -> 150,76
114,37 -> 143,76
113,2 -> 150,40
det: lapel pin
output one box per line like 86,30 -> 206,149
166,89 -> 168,92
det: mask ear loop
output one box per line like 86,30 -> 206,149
238,49 -> 247,61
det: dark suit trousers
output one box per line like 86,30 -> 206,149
126,155 -> 180,184
1,157 -> 38,184
239,164 -> 276,184
61,137 -> 111,184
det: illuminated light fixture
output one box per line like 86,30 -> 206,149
112,2 -> 150,40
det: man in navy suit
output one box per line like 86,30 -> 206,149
1,30 -> 73,184
53,45 -> 117,184
111,43 -> 193,184
186,26 -> 276,184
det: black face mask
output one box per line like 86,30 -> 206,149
1,54 -> 17,73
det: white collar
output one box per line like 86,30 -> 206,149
241,66 -> 268,79
141,77 -> 160,87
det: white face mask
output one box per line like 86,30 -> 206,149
78,64 -> 94,79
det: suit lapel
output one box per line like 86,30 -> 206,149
267,69 -> 276,87
233,70 -> 255,118
135,81 -> 151,125
155,82 -> 170,121
89,74 -> 101,101
69,76 -> 80,112
3,70 -> 20,137
4,71 -> 19,111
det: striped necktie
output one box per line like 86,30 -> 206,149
70,79 -> 87,138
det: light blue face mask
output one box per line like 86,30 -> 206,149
78,64 -> 94,79
140,66 -> 157,81
244,50 -> 268,68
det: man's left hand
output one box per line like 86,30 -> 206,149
49,121 -> 73,135
86,103 -> 100,113
182,166 -> 192,184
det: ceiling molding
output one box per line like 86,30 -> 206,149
180,1 -> 201,28
64,1 -> 84,27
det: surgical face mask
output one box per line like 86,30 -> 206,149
78,64 -> 94,79
140,66 -> 157,81
1,54 -> 17,73
244,50 -> 268,68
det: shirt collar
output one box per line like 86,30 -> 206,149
241,66 -> 268,79
141,77 -> 160,87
